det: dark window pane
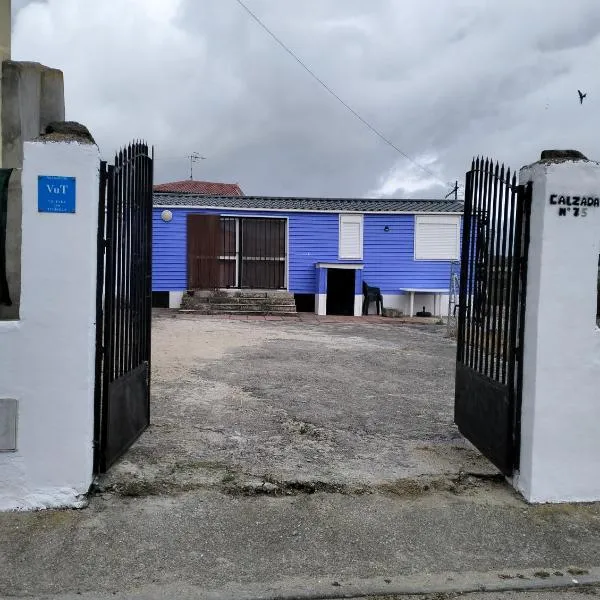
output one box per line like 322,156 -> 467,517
220,217 -> 236,257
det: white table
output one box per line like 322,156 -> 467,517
400,288 -> 449,318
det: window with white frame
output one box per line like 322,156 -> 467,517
339,214 -> 363,259
414,215 -> 460,260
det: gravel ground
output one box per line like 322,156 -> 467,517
99,311 -> 496,497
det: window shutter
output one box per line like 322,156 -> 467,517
415,216 -> 460,260
339,215 -> 363,259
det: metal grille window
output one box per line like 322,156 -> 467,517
188,216 -> 286,290
240,218 -> 286,289
219,217 -> 237,288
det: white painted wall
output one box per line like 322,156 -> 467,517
316,293 -> 326,316
382,293 -> 450,317
0,140 -> 99,511
515,157 -> 600,503
169,291 -> 184,309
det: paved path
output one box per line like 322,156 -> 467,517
1,490 -> 599,598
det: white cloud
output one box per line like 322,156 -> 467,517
368,154 -> 446,198
10,0 -> 600,196
12,0 -> 204,158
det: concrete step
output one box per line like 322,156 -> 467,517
180,309 -> 298,317
185,300 -> 295,308
189,291 -> 292,300
181,291 -> 297,315
187,304 -> 296,314
205,299 -> 296,307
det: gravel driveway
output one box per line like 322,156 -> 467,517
100,311 -> 496,497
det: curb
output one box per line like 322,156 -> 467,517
199,567 -> 600,600
27,566 -> 599,600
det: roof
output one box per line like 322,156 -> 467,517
153,180 -> 243,196
152,194 -> 464,214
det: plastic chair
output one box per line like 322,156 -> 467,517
362,281 -> 383,315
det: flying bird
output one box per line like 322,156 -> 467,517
578,90 -> 587,104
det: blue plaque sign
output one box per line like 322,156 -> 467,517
38,176 -> 76,213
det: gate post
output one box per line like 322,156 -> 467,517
0,123 -> 100,510
515,150 -> 600,503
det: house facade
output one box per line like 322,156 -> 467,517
152,194 -> 463,316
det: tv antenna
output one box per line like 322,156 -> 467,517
189,152 -> 206,180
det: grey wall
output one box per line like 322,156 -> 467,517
0,61 -> 65,319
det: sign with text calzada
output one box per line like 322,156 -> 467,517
549,193 -> 600,218
38,176 -> 76,213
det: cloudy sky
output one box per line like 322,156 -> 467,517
11,0 -> 600,198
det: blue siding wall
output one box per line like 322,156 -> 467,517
153,208 -> 341,293
288,213 -> 338,293
153,208 -> 187,291
363,214 -> 455,293
153,208 -> 459,294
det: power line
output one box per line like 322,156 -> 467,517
154,155 -> 202,162
234,0 -> 449,187
153,156 -> 190,161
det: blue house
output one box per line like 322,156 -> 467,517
152,194 -> 463,316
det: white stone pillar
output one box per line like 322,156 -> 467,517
0,130 -> 100,510
515,150 -> 600,503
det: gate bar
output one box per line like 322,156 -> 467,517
483,162 -> 499,377
488,163 -> 502,379
457,167 -> 472,363
493,165 -> 507,380
93,162 -> 108,471
464,160 -> 479,367
500,172 -> 517,384
513,182 -> 532,465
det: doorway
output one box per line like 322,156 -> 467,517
326,268 -> 355,316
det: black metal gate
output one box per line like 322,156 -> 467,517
94,142 -> 153,473
455,158 -> 531,476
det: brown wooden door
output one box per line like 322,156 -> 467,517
187,214 -> 220,289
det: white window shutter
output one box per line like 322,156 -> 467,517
415,216 -> 460,260
339,215 -> 363,259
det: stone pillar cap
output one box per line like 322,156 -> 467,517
36,121 -> 95,145
540,149 -> 588,162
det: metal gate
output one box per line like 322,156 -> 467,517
455,157 -> 531,476
94,142 -> 153,473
